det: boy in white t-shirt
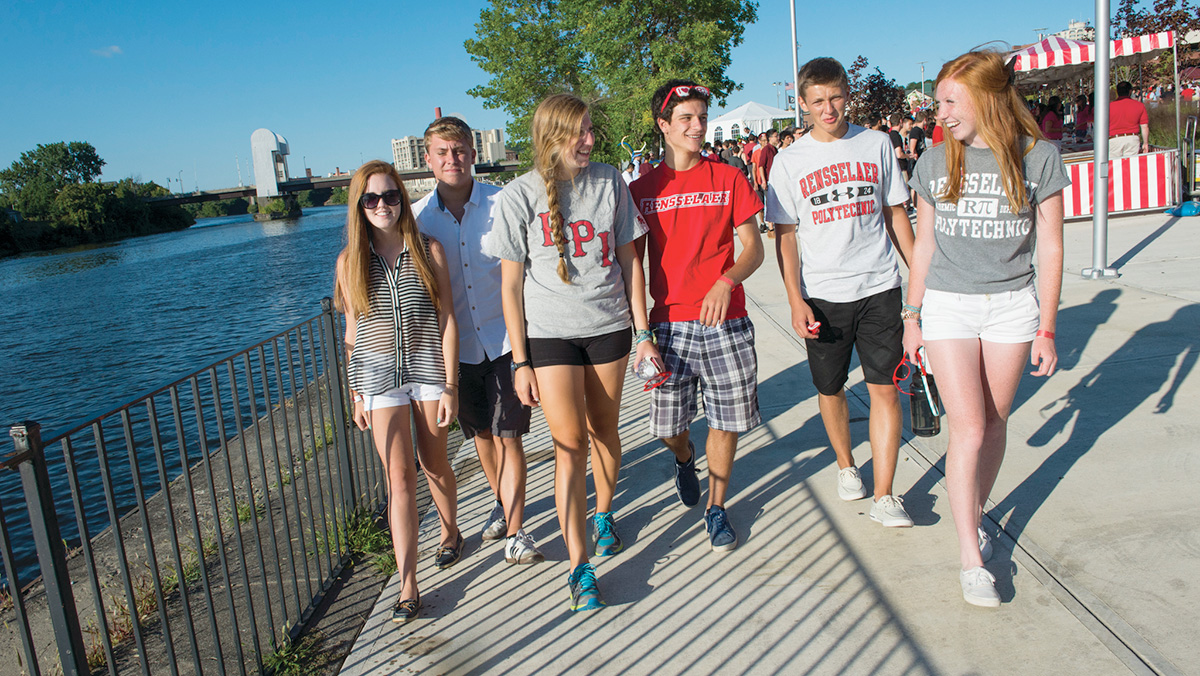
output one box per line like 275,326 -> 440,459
765,57 -> 917,527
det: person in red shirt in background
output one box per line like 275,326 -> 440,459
630,79 -> 765,554
754,129 -> 780,233
1040,96 -> 1064,150
1072,94 -> 1093,141
1109,81 -> 1150,157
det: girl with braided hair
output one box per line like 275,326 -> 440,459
487,93 -> 659,612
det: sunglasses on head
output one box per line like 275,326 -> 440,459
360,190 -> 403,209
659,85 -> 711,114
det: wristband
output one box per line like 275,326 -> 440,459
634,329 -> 655,345
352,393 -> 363,403
901,303 -> 922,313
1036,329 -> 1055,339
510,359 -> 532,373
719,275 -> 736,287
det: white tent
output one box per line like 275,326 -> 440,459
707,101 -> 795,144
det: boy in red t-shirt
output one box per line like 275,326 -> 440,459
630,79 -> 765,553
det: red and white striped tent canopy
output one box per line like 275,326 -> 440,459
1009,31 -> 1175,85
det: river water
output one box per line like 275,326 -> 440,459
0,206 -> 351,583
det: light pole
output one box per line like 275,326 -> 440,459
789,0 -> 801,127
1032,27 -> 1047,42
917,61 -> 928,97
177,171 -> 183,195
772,81 -> 784,109
303,155 -> 308,175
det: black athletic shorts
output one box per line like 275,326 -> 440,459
527,327 -> 632,368
457,352 -> 531,439
805,287 -> 903,396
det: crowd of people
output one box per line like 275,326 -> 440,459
334,49 -> 1068,619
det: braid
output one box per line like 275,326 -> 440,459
542,172 -> 571,283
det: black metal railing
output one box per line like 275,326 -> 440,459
0,298 -> 382,675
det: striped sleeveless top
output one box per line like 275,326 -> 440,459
347,235 -> 446,395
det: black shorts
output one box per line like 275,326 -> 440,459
527,327 -> 632,368
457,353 -> 531,439
805,287 -> 903,396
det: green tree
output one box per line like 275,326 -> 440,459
847,56 -> 905,124
0,142 -> 106,219
327,186 -> 349,205
464,0 -> 758,168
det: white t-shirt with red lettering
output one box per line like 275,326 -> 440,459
630,160 -> 762,323
765,124 -> 909,302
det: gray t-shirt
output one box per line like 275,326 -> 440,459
765,124 -> 910,302
486,162 -> 649,339
909,139 -> 1070,293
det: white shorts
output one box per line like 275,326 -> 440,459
362,383 -> 445,411
922,287 -> 1040,343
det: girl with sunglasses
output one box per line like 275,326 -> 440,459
487,93 -> 658,612
335,160 -> 462,622
903,51 -> 1068,608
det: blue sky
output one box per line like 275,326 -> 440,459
2,0 -> 1100,191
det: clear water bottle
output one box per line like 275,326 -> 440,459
910,349 -> 942,437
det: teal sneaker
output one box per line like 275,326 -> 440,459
567,562 -> 605,612
591,511 -> 623,557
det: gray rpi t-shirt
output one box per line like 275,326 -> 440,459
909,139 -> 1070,293
485,162 -> 649,339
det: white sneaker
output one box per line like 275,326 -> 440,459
837,466 -> 867,501
504,529 -> 545,564
960,566 -> 1001,607
869,495 -> 913,527
481,501 -> 507,541
979,527 -> 993,563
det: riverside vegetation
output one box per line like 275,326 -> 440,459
0,141 -> 196,257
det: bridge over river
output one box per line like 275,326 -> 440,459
147,160 -> 519,207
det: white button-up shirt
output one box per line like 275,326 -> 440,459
414,181 -> 511,365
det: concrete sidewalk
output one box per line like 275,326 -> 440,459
340,210 -> 1198,675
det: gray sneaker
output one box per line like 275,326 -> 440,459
504,529 -> 544,564
481,501 -> 506,541
960,566 -> 1000,608
837,466 -> 867,501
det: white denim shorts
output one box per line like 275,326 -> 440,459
362,383 -> 444,411
922,287 -> 1040,343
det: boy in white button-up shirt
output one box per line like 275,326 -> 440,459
413,117 -> 543,565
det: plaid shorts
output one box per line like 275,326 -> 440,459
649,316 -> 761,437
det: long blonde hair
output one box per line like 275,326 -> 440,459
531,94 -> 589,284
334,160 -> 439,317
936,50 -> 1044,214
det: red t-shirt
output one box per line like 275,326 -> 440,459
1040,110 -> 1063,140
629,160 -> 763,322
743,141 -> 756,158
1109,97 -> 1148,136
754,143 -> 778,183
931,124 -> 944,145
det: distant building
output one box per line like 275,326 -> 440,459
250,128 -> 291,198
1056,20 -> 1095,41
393,126 -> 508,171
472,128 -> 507,164
391,136 -> 426,171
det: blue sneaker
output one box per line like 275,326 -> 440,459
591,511 -> 623,557
704,506 -> 737,552
673,441 -> 701,507
567,562 -> 605,612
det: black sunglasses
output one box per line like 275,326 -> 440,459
360,190 -> 403,209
